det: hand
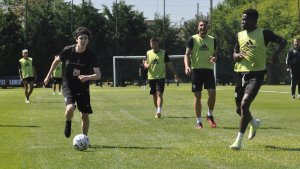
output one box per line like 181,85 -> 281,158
210,56 -> 217,64
143,60 -> 150,68
287,68 -> 290,72
78,75 -> 90,83
43,75 -> 50,86
185,66 -> 191,76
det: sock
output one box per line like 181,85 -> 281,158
196,117 -> 202,123
236,132 -> 244,141
249,118 -> 257,127
66,120 -> 71,124
157,107 -> 161,113
207,109 -> 213,116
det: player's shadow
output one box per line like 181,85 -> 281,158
221,126 -> 284,130
89,145 -> 169,150
164,116 -> 194,119
0,124 -> 40,128
265,145 -> 300,151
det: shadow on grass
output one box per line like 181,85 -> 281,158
221,126 -> 283,130
164,116 -> 194,119
265,145 -> 300,151
89,145 -> 170,150
0,124 -> 40,128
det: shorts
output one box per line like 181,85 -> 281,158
52,78 -> 62,84
235,71 -> 265,103
191,69 -> 215,92
63,86 -> 93,114
23,77 -> 34,83
148,78 -> 165,95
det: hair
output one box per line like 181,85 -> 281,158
74,26 -> 92,39
199,19 -> 209,25
150,37 -> 160,43
243,8 -> 259,20
22,49 -> 28,53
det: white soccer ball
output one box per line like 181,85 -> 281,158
73,134 -> 90,151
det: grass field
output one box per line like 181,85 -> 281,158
0,84 -> 299,169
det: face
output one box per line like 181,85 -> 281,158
22,51 -> 28,59
198,21 -> 208,35
241,14 -> 256,30
76,34 -> 89,47
293,39 -> 299,48
150,41 -> 159,51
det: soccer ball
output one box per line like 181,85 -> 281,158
73,134 -> 90,151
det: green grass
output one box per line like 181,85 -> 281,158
0,84 -> 299,169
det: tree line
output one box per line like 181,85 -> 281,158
0,0 -> 299,84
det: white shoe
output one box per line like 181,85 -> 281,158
25,98 -> 30,104
248,119 -> 261,140
58,92 -> 62,95
230,139 -> 242,150
52,92 -> 56,95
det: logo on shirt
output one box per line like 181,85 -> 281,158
199,44 -> 209,50
245,40 -> 256,48
25,63 -> 30,67
151,59 -> 159,65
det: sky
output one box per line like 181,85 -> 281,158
70,0 -> 224,24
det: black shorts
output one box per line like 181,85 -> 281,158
23,77 -> 34,83
148,78 -> 165,95
63,86 -> 93,114
235,71 -> 265,103
191,69 -> 216,92
52,78 -> 62,84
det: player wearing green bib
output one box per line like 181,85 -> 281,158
144,37 -> 178,118
230,9 -> 287,150
19,49 -> 36,104
184,19 -> 217,129
51,55 -> 63,95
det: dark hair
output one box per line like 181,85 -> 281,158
150,37 -> 160,43
243,8 -> 259,20
74,26 -> 92,39
199,19 -> 208,25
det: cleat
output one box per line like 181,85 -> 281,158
58,92 -> 62,95
248,119 -> 261,140
64,121 -> 72,138
206,115 -> 217,128
230,139 -> 242,150
298,95 -> 300,99
155,113 -> 161,118
25,98 -> 30,104
52,92 -> 56,95
196,122 -> 203,129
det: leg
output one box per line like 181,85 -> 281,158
193,91 -> 202,128
81,113 -> 90,136
23,81 -> 29,100
206,89 -> 217,128
239,94 -> 254,134
64,103 -> 75,138
53,83 -> 56,93
28,81 -> 34,99
291,75 -> 296,98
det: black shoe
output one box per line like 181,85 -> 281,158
64,121 -> 71,138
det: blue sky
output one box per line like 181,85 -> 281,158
70,0 -> 224,24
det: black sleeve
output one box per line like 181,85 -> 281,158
187,36 -> 194,49
263,29 -> 280,46
59,45 -> 74,62
286,48 -> 293,66
164,51 -> 170,63
233,34 -> 240,53
214,39 -> 217,51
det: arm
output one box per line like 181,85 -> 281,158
184,47 -> 192,75
19,68 -> 23,81
78,67 -> 101,83
44,56 -> 61,85
264,29 -> 287,63
210,39 -> 218,64
232,35 -> 246,62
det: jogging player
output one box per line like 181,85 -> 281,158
144,37 -> 178,118
51,55 -> 63,95
44,27 -> 101,138
286,38 -> 300,99
230,9 -> 287,150
19,49 -> 37,104
184,19 -> 217,129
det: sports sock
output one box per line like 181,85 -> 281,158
157,107 -> 161,113
196,117 -> 202,123
236,132 -> 244,141
207,109 -> 213,116
249,118 -> 257,126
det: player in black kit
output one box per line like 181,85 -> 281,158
44,27 -> 101,138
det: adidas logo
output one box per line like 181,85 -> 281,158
245,40 -> 256,48
199,44 -> 209,50
25,63 -> 30,67
151,59 -> 159,64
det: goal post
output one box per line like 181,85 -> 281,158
112,55 -> 216,87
